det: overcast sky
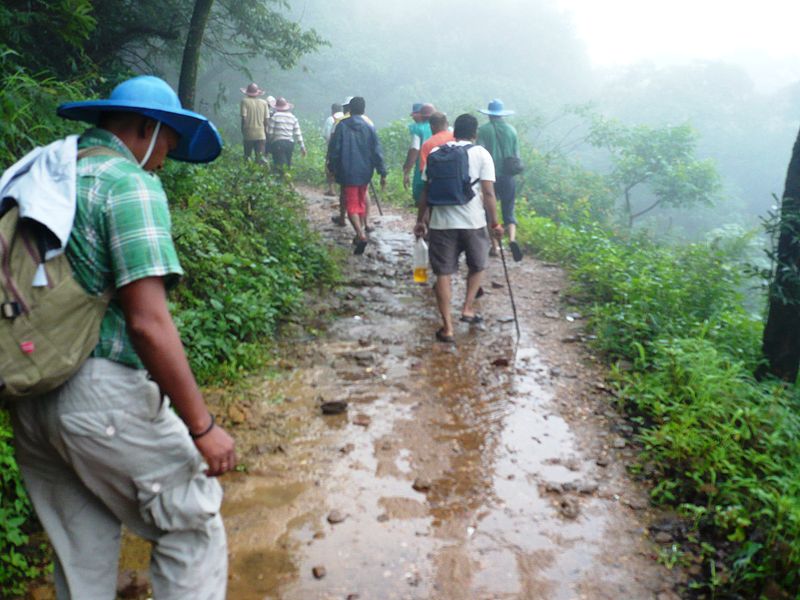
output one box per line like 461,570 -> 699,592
555,0 -> 800,89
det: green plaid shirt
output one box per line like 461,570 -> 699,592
66,128 -> 183,368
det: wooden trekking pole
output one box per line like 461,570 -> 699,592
498,241 -> 521,338
368,180 -> 384,216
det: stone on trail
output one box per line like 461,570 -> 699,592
491,357 -> 510,367
612,436 -> 627,449
227,404 -> 248,425
624,496 -> 650,511
558,497 -> 581,520
412,477 -> 432,492
491,281 -> 504,289
312,565 -> 327,579
321,400 -> 348,415
327,510 -> 347,524
352,413 -> 371,427
544,310 -> 561,319
577,481 -> 599,494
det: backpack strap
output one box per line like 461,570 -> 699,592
461,143 -> 480,189
491,121 -> 509,157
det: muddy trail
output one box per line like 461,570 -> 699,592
115,186 -> 689,600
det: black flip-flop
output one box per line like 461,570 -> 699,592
354,239 -> 368,255
435,328 -> 455,344
509,241 -> 523,262
459,314 -> 484,324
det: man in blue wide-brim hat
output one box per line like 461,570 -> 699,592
11,75 -> 234,599
477,98 -> 523,262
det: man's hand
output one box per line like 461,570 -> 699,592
194,424 -> 237,477
402,171 -> 410,190
414,221 -> 427,239
301,146 -> 308,158
381,175 -> 387,191
490,223 -> 504,240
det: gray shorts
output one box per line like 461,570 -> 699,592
428,228 -> 490,275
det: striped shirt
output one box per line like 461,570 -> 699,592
66,128 -> 183,368
267,111 -> 305,148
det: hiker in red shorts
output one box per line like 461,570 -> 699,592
327,96 -> 387,255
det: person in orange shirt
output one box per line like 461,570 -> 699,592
419,111 -> 455,173
418,112 -> 455,228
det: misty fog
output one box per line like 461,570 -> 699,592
195,0 -> 799,236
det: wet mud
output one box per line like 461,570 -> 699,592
213,187 -> 687,599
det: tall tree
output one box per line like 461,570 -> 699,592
1,1 -> 324,94
178,0 -> 215,109
758,127 -> 800,382
587,117 -> 720,227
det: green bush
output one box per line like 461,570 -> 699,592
517,212 -> 799,595
0,48 -> 89,168
0,412 -> 44,597
517,147 -> 616,226
162,154 -> 340,383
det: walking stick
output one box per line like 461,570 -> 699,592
498,241 -> 521,339
368,180 -> 384,216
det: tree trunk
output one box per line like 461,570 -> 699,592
177,0 -> 215,110
758,126 -> 800,382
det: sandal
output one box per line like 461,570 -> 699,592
435,328 -> 455,344
509,241 -> 523,262
459,314 -> 484,324
354,239 -> 368,255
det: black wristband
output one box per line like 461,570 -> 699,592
189,414 -> 215,439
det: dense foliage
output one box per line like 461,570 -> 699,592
163,156 -> 339,382
0,0 -> 323,82
517,211 -> 798,595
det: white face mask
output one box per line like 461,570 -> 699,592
139,120 -> 162,168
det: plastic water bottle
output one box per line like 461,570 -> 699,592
413,237 -> 428,283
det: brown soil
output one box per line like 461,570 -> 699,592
29,186 -> 690,600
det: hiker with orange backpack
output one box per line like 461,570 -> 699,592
3,76 -> 234,599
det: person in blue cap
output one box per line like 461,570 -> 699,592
477,98 -> 523,261
10,75 -> 234,599
403,102 -> 435,206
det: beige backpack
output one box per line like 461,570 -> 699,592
0,147 -> 114,399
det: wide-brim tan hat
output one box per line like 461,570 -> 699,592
241,83 -> 265,97
274,97 -> 294,111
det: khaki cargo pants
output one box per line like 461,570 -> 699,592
11,358 -> 227,599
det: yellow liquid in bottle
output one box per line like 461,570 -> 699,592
413,267 -> 428,283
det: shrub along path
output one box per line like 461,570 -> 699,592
110,186 -> 689,599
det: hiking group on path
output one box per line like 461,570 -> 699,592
1,75 -> 525,598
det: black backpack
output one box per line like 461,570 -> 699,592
426,143 -> 478,206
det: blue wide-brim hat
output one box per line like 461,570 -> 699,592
57,75 -> 223,164
479,98 -> 515,117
